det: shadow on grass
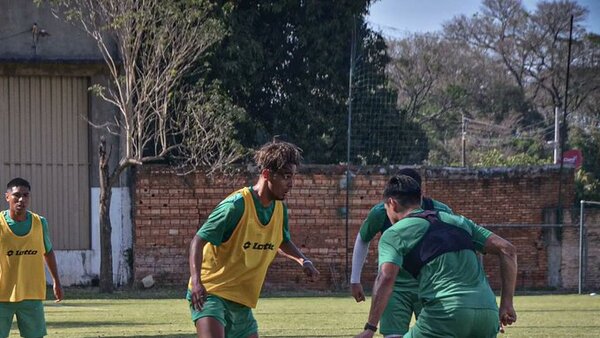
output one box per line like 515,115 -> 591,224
100,335 -> 195,338
46,321 -> 149,329
52,286 -> 188,300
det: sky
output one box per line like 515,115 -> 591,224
367,0 -> 600,37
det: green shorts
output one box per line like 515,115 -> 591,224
0,300 -> 47,338
189,294 -> 258,338
405,306 -> 499,338
380,288 -> 421,336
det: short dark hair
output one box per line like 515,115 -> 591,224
6,177 -> 31,191
397,168 -> 422,186
254,140 -> 303,172
383,175 -> 421,210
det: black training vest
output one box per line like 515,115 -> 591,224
402,210 -> 475,278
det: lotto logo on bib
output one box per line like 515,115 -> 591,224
6,249 -> 38,257
243,241 -> 275,251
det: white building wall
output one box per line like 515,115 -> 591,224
46,187 -> 132,286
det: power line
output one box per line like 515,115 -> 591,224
0,29 -> 30,41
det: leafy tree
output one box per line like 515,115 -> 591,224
203,0 -> 377,163
444,0 -> 599,141
570,126 -> 600,201
48,0 -> 243,292
472,149 -> 551,167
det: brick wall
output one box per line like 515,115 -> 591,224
133,165 -> 576,291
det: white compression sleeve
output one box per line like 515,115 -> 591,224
350,233 -> 370,284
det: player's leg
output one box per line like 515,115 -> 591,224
380,287 -> 416,337
190,295 -> 227,338
403,306 -> 457,338
223,299 -> 258,338
405,307 -> 499,338
13,300 -> 46,338
465,308 -> 499,338
0,302 -> 18,338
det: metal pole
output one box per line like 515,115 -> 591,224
579,200 -> 584,294
345,17 -> 356,284
554,106 -> 560,164
557,15 -> 574,231
461,114 -> 466,167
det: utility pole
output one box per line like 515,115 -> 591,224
554,106 -> 560,164
461,114 -> 467,167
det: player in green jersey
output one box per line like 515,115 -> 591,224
188,140 -> 319,338
1,177 -> 63,338
355,175 -> 517,338
351,168 -> 451,337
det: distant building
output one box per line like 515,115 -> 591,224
0,0 -> 132,286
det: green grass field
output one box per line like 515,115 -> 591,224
7,290 -> 600,337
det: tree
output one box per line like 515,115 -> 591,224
203,1 -> 377,163
49,0 -> 243,292
444,0 -> 599,141
386,30 -> 544,165
382,0 -> 599,166
346,27 -> 430,165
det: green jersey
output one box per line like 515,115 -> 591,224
358,199 -> 453,290
197,186 -> 291,245
378,209 -> 496,310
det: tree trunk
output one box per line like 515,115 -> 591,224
99,137 -> 114,293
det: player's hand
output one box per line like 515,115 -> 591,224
190,279 -> 208,311
351,283 -> 366,302
302,260 -> 319,280
499,302 -> 517,328
354,330 -> 375,338
53,282 -> 63,302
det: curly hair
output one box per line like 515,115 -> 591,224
254,140 -> 303,172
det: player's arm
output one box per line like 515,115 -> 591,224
189,235 -> 209,311
484,234 -> 518,327
277,203 -> 318,278
356,229 -> 404,338
189,195 -> 243,310
351,204 -> 386,302
278,240 -> 319,278
355,262 -> 398,338
41,217 -> 62,302
43,250 -> 63,302
350,233 -> 369,302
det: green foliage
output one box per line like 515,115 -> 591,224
570,127 -> 600,201
202,1 -> 376,163
472,149 -> 552,167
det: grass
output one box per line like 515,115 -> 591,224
7,289 -> 600,337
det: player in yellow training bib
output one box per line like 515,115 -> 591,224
0,177 -> 63,338
187,140 -> 319,338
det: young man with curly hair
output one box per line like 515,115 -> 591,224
187,140 -> 319,338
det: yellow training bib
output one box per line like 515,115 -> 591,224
0,212 -> 47,302
198,187 -> 284,308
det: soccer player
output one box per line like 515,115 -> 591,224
351,168 -> 452,337
1,177 -> 63,338
355,175 -> 517,338
187,140 -> 319,338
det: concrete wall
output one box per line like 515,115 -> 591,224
47,187 -> 132,286
0,0 -> 110,61
133,164 -> 582,291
